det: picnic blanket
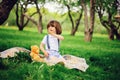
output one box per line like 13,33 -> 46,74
0,47 -> 30,58
0,47 -> 89,72
44,54 -> 89,72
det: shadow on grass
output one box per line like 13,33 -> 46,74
89,52 -> 120,80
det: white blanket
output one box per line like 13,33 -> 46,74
44,54 -> 89,72
0,47 -> 89,72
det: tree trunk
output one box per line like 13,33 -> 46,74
37,22 -> 42,33
18,12 -> 25,31
115,33 -> 120,40
103,22 -> 120,40
81,0 -> 89,41
18,26 -> 24,31
89,0 -> 95,41
71,9 -> 83,36
108,29 -> 114,40
15,1 -> 29,31
81,0 -> 95,42
38,14 -> 43,33
19,13 -> 25,30
0,0 -> 18,25
35,0 -> 43,33
66,4 -> 83,36
109,25 -> 120,40
114,30 -> 120,40
66,5 -> 74,35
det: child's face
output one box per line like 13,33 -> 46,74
48,26 -> 56,34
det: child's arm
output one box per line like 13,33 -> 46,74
40,43 -> 49,57
48,27 -> 64,40
52,33 -> 64,40
49,30 -> 64,40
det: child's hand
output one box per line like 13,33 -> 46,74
44,51 -> 49,57
51,33 -> 64,40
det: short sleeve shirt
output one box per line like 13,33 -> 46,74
41,34 -> 59,51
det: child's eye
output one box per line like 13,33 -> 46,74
51,26 -> 54,27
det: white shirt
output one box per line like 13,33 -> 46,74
41,34 -> 59,51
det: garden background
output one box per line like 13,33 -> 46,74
0,0 -> 120,80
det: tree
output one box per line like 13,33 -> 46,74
66,4 -> 83,36
0,0 -> 18,25
95,0 -> 120,40
57,0 -> 95,42
56,0 -> 83,36
24,0 -> 44,33
81,0 -> 95,42
15,0 -> 29,31
15,0 -> 44,33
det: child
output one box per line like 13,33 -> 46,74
40,20 -> 64,60
39,20 -> 89,71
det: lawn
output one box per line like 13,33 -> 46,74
0,26 -> 120,80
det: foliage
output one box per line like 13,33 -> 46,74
95,0 -> 120,40
1,0 -> 107,34
96,0 -> 117,16
3,8 -> 16,26
0,27 -> 120,80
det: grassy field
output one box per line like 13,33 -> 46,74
0,26 -> 120,80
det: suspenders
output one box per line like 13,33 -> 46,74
47,35 -> 50,49
47,35 -> 59,50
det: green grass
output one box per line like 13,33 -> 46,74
0,26 -> 120,80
